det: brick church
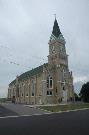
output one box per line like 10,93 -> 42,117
8,18 -> 74,104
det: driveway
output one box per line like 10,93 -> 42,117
1,103 -> 49,116
0,105 -> 18,117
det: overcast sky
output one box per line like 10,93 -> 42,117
0,0 -> 89,97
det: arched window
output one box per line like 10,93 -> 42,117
47,76 -> 53,89
63,86 -> 65,91
47,90 -> 52,95
60,68 -> 66,82
31,80 -> 35,96
26,93 -> 28,97
16,86 -> 19,97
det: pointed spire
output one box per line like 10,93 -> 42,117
52,17 -> 61,38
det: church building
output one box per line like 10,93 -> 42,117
8,18 -> 74,104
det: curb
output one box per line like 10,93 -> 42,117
37,107 -> 89,114
37,107 -> 52,113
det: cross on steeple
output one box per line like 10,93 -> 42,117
54,14 -> 56,20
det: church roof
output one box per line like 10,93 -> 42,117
9,63 -> 48,86
52,18 -> 61,38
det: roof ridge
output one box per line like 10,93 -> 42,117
9,63 -> 48,85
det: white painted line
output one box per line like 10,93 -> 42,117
0,113 -> 51,119
0,115 -> 20,119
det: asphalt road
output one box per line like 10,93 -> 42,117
0,105 -> 18,117
0,106 -> 89,135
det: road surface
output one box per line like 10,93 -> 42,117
0,104 -> 89,135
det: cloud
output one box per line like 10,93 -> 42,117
0,0 -> 89,97
74,76 -> 89,83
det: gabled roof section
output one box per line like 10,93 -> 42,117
9,63 -> 48,86
52,18 -> 61,38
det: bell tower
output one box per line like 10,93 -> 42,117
48,17 -> 68,69
48,17 -> 74,103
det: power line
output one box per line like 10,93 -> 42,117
0,58 -> 30,69
0,43 -> 48,69
0,43 -> 47,61
0,56 -> 47,71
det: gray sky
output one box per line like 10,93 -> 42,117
0,0 -> 89,97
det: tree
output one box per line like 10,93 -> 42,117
80,82 -> 89,102
74,92 -> 81,101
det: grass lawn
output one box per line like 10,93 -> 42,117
39,103 -> 89,112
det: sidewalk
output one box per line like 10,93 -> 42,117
24,103 -> 68,108
24,101 -> 83,108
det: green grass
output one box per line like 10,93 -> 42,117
39,103 -> 89,112
0,98 -> 7,103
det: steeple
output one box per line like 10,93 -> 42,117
52,18 -> 61,38
49,17 -> 65,43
